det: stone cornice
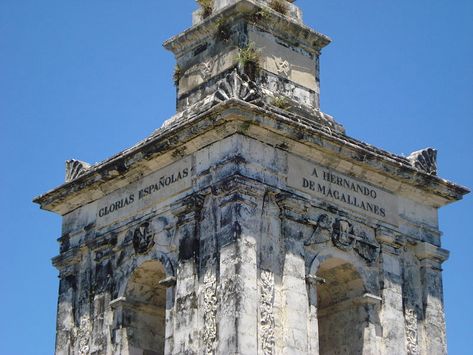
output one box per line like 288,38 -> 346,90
414,241 -> 450,264
34,100 -> 469,215
163,0 -> 331,57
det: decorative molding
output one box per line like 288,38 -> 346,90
76,315 -> 92,355
213,69 -> 261,103
260,270 -> 275,355
405,307 -> 419,355
408,148 -> 437,175
132,222 -> 155,254
202,272 -> 218,354
65,160 -> 91,182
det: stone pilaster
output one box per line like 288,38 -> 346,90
277,194 -> 310,354
214,177 -> 263,354
376,227 -> 408,355
415,242 -> 449,355
258,191 -> 282,355
170,194 -> 205,355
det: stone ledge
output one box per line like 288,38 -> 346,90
34,99 -> 469,215
164,0 -> 330,57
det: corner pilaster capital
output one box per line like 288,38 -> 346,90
52,249 -> 82,270
275,192 -> 308,222
414,241 -> 449,265
375,225 -> 405,255
170,192 -> 207,222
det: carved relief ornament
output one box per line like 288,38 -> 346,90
305,215 -> 380,263
132,222 -> 155,254
273,55 -> 291,77
76,316 -> 92,355
213,69 -> 261,103
260,270 -> 275,355
408,148 -> 437,175
405,307 -> 419,355
65,159 -> 91,182
202,272 -> 218,354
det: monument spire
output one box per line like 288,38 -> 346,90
164,0 -> 344,132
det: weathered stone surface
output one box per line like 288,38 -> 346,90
35,1 -> 469,354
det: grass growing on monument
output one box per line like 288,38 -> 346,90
269,0 -> 289,15
197,0 -> 213,18
272,95 -> 291,110
237,42 -> 260,67
173,65 -> 183,85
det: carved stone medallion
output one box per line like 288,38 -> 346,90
332,218 -> 355,250
132,222 -> 155,254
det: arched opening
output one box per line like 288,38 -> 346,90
124,260 -> 167,355
316,259 -> 365,355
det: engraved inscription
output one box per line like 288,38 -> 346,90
96,157 -> 192,227
288,155 -> 398,224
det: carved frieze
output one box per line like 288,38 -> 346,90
132,222 -> 155,254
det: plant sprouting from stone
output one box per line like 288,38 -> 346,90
251,8 -> 272,25
173,65 -> 183,85
215,17 -> 231,43
237,42 -> 260,67
197,0 -> 214,19
269,0 -> 289,15
272,96 -> 290,110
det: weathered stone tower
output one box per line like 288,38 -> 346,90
34,1 -> 469,354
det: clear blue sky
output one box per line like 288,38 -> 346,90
1,0 -> 472,353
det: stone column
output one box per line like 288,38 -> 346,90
415,242 -> 449,355
376,227 -> 407,355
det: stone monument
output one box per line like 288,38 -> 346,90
34,1 -> 469,354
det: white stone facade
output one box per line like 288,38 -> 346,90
35,1 -> 468,354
